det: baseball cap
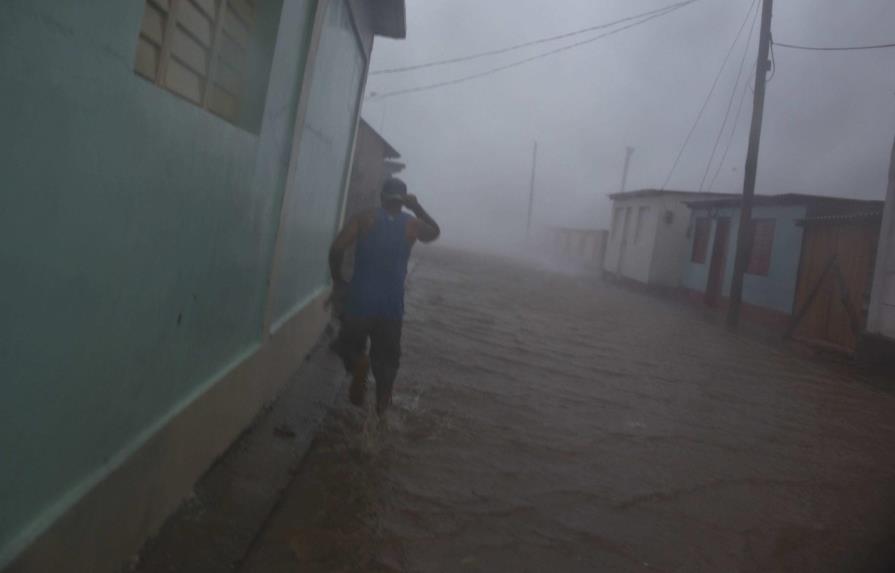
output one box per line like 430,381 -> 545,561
381,178 -> 408,202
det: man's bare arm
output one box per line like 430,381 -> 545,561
405,195 -> 441,243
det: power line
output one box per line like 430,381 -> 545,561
706,71 -> 754,191
766,37 -> 777,82
370,0 -> 698,75
707,36 -> 889,190
774,40 -> 895,52
707,33 -> 885,192
660,0 -> 758,190
698,2 -> 760,191
367,2 -> 701,102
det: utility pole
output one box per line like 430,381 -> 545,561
620,146 -> 635,193
526,141 -> 539,240
726,0 -> 773,327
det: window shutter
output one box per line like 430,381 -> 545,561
134,0 -> 257,123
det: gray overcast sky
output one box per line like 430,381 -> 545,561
363,0 -> 895,250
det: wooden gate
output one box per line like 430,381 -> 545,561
790,215 -> 882,352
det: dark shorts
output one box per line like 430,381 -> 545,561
332,315 -> 403,411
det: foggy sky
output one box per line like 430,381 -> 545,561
364,0 -> 895,251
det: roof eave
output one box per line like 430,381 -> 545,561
686,194 -> 885,209
384,160 -> 406,175
609,189 -> 736,200
359,118 -> 401,159
372,0 -> 406,39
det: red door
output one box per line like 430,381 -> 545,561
705,218 -> 731,307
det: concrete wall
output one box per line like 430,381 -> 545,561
269,0 -> 367,327
682,205 -> 807,314
0,0 -> 378,570
649,198 -> 697,288
604,197 -> 662,283
867,138 -> 895,339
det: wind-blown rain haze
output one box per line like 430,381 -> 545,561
367,0 -> 895,252
5,1 -> 895,571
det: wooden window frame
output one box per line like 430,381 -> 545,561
135,0 -> 257,124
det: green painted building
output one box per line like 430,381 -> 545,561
0,1 -> 404,571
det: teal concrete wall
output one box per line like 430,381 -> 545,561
270,0 -> 365,325
682,205 -> 807,314
0,0 -> 322,564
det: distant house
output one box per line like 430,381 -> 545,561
548,227 -> 608,268
683,194 -> 883,331
864,138 -> 895,360
604,190 -> 733,287
344,118 -> 405,218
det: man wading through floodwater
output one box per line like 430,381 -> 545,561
328,178 -> 440,415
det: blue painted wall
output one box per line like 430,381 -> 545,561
0,0 -> 326,564
682,205 -> 807,314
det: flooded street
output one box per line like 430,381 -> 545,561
241,248 -> 895,573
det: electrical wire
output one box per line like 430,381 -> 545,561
660,0 -> 758,190
370,0 -> 699,75
698,2 -> 760,191
766,37 -> 777,83
774,40 -> 895,52
705,37 -> 890,189
706,72 -> 754,191
367,3 -> 701,102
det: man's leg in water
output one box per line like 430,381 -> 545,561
369,319 -> 403,416
333,316 -> 373,407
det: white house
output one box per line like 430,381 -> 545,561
604,189 -> 732,287
866,138 -> 895,350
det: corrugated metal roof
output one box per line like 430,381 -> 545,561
371,0 -> 406,39
799,211 -> 883,224
550,226 -> 607,233
686,193 -> 884,210
609,189 -> 736,200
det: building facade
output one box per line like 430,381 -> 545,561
344,118 -> 404,218
604,190 -> 732,287
866,138 -> 895,347
0,1 -> 404,571
682,195 -> 882,328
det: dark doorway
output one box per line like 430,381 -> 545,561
705,218 -> 731,307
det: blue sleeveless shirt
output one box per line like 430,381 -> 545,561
347,208 -> 412,320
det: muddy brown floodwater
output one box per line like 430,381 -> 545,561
240,248 -> 895,573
